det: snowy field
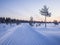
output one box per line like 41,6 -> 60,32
0,23 -> 60,45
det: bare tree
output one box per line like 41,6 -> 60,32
40,5 -> 51,27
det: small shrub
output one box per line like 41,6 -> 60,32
53,20 -> 59,25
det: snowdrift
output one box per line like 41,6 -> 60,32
0,23 -> 60,45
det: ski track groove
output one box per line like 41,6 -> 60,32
0,24 -> 21,45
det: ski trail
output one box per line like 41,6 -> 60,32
0,25 -> 21,45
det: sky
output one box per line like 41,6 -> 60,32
0,0 -> 60,21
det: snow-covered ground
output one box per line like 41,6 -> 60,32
0,23 -> 60,45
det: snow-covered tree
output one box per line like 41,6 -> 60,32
53,20 -> 59,25
40,5 -> 51,27
29,16 -> 34,26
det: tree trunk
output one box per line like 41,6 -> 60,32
45,16 -> 46,28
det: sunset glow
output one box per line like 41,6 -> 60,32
0,0 -> 60,21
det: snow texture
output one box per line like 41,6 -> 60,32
0,23 -> 60,45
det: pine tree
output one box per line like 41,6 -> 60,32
40,5 -> 51,27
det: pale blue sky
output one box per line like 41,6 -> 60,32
0,0 -> 60,21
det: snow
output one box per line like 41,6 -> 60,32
0,24 -> 17,37
0,23 -> 60,45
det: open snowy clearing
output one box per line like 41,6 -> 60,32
0,23 -> 60,45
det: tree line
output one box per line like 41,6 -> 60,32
0,17 -> 60,25
0,17 -> 24,25
0,17 -> 35,25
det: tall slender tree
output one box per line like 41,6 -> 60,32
40,5 -> 51,27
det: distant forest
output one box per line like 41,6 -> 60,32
0,17 -> 60,25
